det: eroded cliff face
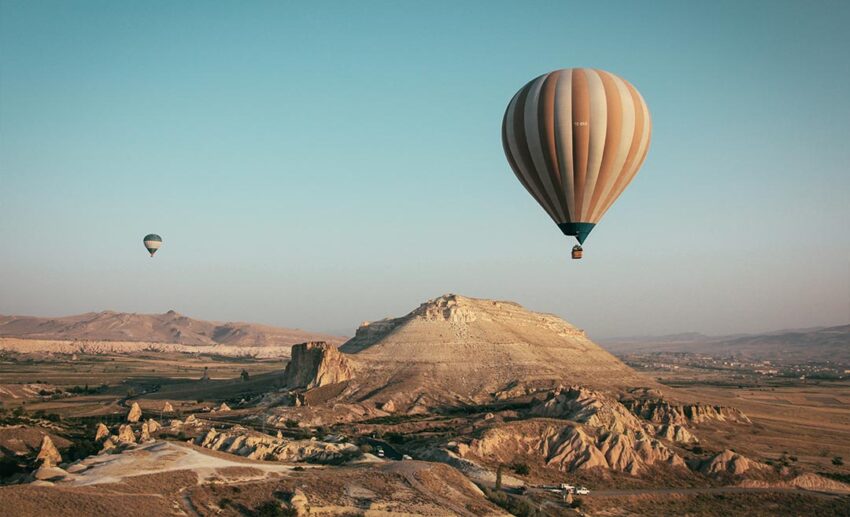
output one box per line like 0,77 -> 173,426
283,341 -> 353,390
698,449 -> 767,476
622,398 -> 751,425
467,419 -> 685,476
530,386 -> 649,435
195,426 -> 359,463
452,386 -> 757,477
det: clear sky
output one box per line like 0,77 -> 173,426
1,1 -> 848,338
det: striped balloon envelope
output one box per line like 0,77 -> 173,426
143,234 -> 162,257
502,68 -> 651,246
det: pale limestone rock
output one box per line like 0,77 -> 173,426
66,463 -> 88,474
94,423 -> 110,442
146,418 -> 161,433
139,422 -> 152,442
194,426 -> 359,464
284,341 -> 352,389
127,402 -> 142,423
34,465 -> 67,481
117,424 -> 136,444
36,435 -> 62,466
100,436 -> 118,452
700,449 -> 766,477
163,401 -> 174,412
656,423 -> 698,444
470,417 -> 685,476
625,398 -> 750,425
530,386 -> 647,435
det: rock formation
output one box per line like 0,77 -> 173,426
36,435 -> 62,466
530,386 -> 649,434
284,341 -> 353,389
127,402 -> 142,423
146,418 -> 161,433
656,423 -> 698,444
117,424 -> 136,444
163,401 -> 174,412
699,449 -> 766,477
194,426 -> 359,463
139,423 -> 152,442
623,398 -> 750,425
33,465 -> 67,481
94,423 -> 110,442
100,436 -> 119,452
336,294 -> 654,410
214,402 -> 231,412
468,419 -> 684,475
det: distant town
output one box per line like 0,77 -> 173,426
618,351 -> 850,386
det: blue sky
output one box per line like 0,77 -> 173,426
1,1 -> 848,338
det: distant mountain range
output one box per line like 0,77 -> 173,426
0,310 -> 345,347
599,324 -> 850,363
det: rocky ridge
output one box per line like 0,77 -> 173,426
195,426 -> 360,464
284,341 -> 353,389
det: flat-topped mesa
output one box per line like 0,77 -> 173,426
342,293 -> 590,355
411,294 -> 481,323
336,294 -> 654,407
284,341 -> 353,390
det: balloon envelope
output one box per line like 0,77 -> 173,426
143,234 -> 162,257
502,68 -> 651,244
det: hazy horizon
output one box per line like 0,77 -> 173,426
1,302 -> 847,342
2,1 -> 849,339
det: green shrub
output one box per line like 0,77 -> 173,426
511,462 -> 530,475
254,500 -> 296,517
385,432 -> 406,444
483,488 -> 544,517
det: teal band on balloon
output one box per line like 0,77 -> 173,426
557,222 -> 595,244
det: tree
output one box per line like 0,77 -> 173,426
833,456 -> 844,466
495,464 -> 503,491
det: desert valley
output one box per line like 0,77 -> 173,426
0,294 -> 847,516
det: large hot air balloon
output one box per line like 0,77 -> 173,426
143,234 -> 162,257
502,68 -> 651,258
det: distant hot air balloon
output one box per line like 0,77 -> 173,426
143,234 -> 162,257
502,68 -> 651,259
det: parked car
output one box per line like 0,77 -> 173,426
575,486 -> 590,495
377,447 -> 385,458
